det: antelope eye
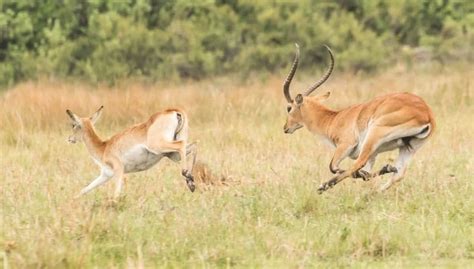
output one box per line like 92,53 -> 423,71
287,105 -> 292,113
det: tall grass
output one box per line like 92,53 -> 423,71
1,66 -> 473,268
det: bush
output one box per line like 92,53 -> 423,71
0,0 -> 472,87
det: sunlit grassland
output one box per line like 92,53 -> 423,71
1,66 -> 473,268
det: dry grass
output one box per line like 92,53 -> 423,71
1,66 -> 473,268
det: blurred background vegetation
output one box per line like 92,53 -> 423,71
0,0 -> 473,87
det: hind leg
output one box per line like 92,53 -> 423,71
166,143 -> 197,186
379,147 -> 413,191
151,139 -> 196,192
181,143 -> 197,192
379,137 -> 427,191
377,164 -> 398,177
355,158 -> 399,180
185,143 -> 197,174
165,143 -> 197,174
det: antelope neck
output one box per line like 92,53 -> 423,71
302,100 -> 338,138
82,120 -> 106,160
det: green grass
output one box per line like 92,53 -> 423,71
1,67 -> 473,268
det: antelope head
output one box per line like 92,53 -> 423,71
283,44 -> 334,134
66,106 -> 104,144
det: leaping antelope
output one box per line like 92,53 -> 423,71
66,106 -> 197,199
282,44 -> 435,193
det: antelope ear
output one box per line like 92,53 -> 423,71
295,94 -> 304,106
90,105 -> 104,124
66,109 -> 80,123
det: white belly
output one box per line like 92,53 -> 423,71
349,138 -> 405,160
121,145 -> 164,173
377,139 -> 405,153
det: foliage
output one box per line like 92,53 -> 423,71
0,0 -> 473,86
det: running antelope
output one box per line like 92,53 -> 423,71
66,106 -> 197,199
282,44 -> 435,193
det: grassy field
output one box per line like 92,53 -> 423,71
1,66 -> 473,268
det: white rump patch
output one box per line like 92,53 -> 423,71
414,124 -> 431,139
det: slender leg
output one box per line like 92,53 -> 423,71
376,164 -> 398,177
181,142 -> 197,192
353,154 -> 377,181
112,166 -> 125,200
77,172 -> 112,197
152,140 -> 195,192
154,140 -> 187,170
379,147 -> 414,191
185,142 -> 197,174
352,154 -> 399,180
329,143 -> 355,174
318,127 -> 391,193
362,155 -> 376,172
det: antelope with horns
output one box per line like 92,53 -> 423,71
282,44 -> 435,193
66,106 -> 197,199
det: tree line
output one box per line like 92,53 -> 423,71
1,0 -> 472,87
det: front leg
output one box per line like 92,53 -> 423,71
76,169 -> 113,198
110,161 -> 125,200
318,131 -> 383,194
352,170 -> 372,181
317,175 -> 339,193
352,162 -> 397,181
351,155 -> 376,181
329,143 -> 355,174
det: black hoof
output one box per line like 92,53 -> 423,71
318,177 -> 338,194
186,176 -> 195,192
353,170 -> 371,181
317,185 -> 327,194
182,169 -> 190,177
380,165 -> 398,175
330,167 -> 345,175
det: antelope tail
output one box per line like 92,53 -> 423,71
174,112 -> 186,141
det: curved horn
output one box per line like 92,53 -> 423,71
303,45 -> 334,96
283,43 -> 300,103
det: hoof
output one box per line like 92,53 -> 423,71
317,180 -> 335,194
317,185 -> 327,194
379,184 -> 391,192
106,198 -> 119,208
380,164 -> 398,175
353,170 -> 371,181
186,176 -> 195,192
330,167 -> 345,175
182,169 -> 190,177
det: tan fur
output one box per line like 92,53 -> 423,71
282,45 -> 435,193
67,107 -> 197,199
285,92 -> 435,193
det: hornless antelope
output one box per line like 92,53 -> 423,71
66,106 -> 197,199
282,44 -> 435,193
